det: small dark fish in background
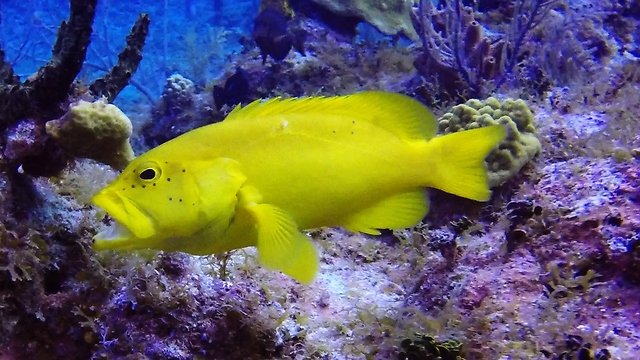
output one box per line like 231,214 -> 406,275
252,8 -> 307,64
213,67 -> 250,110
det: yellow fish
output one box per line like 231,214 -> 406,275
92,91 -> 504,283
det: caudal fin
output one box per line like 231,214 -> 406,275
427,125 -> 505,201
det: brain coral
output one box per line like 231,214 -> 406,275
438,97 -> 541,187
163,74 -> 196,113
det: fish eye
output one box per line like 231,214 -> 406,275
135,161 -> 161,182
140,168 -> 156,180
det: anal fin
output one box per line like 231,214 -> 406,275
342,188 -> 429,235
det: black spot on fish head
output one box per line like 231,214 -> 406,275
125,160 -> 201,231
126,161 -> 163,193
107,159 -> 211,237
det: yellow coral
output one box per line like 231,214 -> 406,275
310,0 -> 419,41
438,97 -> 541,187
45,99 -> 134,170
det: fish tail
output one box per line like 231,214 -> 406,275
425,125 -> 505,201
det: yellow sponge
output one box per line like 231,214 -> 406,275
46,99 -> 134,170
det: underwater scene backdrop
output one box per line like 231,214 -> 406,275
1,0 -> 640,359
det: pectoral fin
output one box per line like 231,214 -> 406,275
246,203 -> 319,283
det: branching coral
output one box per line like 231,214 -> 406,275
89,14 -> 150,103
412,0 -> 559,100
518,4 -> 617,95
0,0 -> 149,177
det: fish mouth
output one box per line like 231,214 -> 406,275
91,188 -> 156,251
93,219 -> 136,251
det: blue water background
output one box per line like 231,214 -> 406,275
0,0 -> 261,109
0,0 -> 399,112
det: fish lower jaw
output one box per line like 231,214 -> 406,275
93,220 -> 134,250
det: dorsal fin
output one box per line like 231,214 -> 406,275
224,91 -> 438,140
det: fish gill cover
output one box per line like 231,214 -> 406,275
0,0 -> 639,359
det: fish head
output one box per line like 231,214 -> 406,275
92,156 -> 210,251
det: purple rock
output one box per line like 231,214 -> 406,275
3,119 -> 46,161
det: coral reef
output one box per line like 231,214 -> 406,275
89,14 -> 151,103
412,0 -> 563,102
307,0 -> 419,40
141,15 -> 419,148
3,119 -> 48,164
140,74 -> 220,148
0,161 -> 303,359
253,7 -> 307,64
541,334 -> 612,359
213,68 -> 251,110
0,0 -> 97,127
1,0 -> 640,358
0,0 -> 148,176
45,99 -> 135,170
438,97 -> 541,187
261,0 -> 295,16
399,333 -> 464,360
163,74 -> 197,114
